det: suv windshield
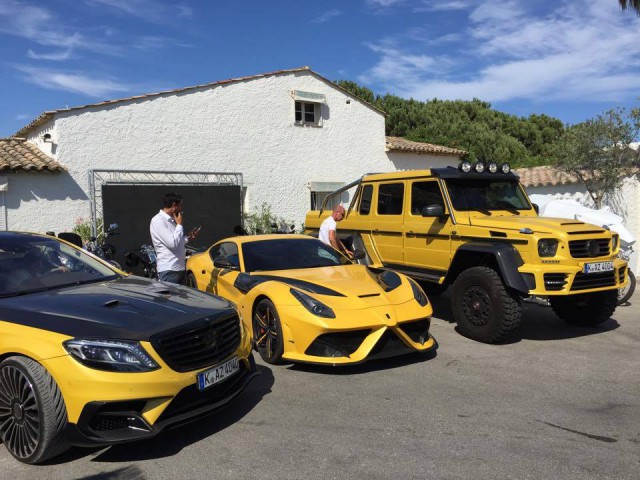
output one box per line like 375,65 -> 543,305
0,233 -> 119,297
242,239 -> 351,272
445,178 -> 531,211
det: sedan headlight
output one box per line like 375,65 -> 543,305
290,288 -> 336,318
409,279 -> 429,307
64,339 -> 160,372
538,239 -> 558,257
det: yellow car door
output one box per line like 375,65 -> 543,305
403,179 -> 452,279
206,241 -> 243,303
370,181 -> 406,267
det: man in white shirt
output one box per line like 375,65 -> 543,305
150,193 -> 200,284
318,205 -> 352,257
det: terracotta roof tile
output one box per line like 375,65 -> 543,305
385,136 -> 466,156
0,138 -> 65,172
514,166 -> 580,187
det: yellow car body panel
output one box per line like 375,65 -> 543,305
186,235 -> 437,365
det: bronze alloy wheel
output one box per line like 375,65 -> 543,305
253,299 -> 284,364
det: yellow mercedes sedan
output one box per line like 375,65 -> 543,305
0,232 -> 256,464
186,235 -> 437,366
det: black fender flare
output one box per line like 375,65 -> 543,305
446,241 -> 529,295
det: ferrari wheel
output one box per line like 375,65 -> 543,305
253,299 -> 284,364
0,356 -> 69,464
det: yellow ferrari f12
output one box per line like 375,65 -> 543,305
186,235 -> 438,365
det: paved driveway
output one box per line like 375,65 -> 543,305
2,292 -> 639,480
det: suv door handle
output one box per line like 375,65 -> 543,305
373,229 -> 380,235
406,231 -> 415,237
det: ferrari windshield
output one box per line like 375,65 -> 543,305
444,178 -> 531,211
0,233 -> 119,297
242,238 -> 351,272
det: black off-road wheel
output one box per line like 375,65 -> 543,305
618,270 -> 636,305
549,290 -> 618,326
185,272 -> 197,289
253,299 -> 284,364
0,356 -> 69,464
451,266 -> 522,343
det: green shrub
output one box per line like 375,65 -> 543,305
72,217 -> 103,244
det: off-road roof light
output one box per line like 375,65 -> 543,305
500,162 -> 511,174
459,160 -> 472,173
474,161 -> 485,173
487,162 -> 498,173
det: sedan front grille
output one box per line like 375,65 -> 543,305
569,239 -> 610,258
151,313 -> 241,372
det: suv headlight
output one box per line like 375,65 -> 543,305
409,279 -> 429,307
538,239 -> 559,257
64,339 -> 160,372
290,288 -> 336,318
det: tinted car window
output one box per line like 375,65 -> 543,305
359,184 -> 373,215
411,181 -> 444,215
0,233 -> 118,296
377,183 -> 404,215
445,179 -> 530,211
242,239 -> 350,272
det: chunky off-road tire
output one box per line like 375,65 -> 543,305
185,272 -> 197,289
0,356 -> 69,464
618,270 -> 636,305
550,290 -> 618,326
451,266 -> 522,343
253,299 -> 284,364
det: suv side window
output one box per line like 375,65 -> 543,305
359,184 -> 373,215
411,181 -> 444,215
377,183 -> 404,215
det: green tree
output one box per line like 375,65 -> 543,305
551,107 -> 640,208
619,0 -> 640,15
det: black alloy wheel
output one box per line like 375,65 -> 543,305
252,299 -> 284,364
0,356 -> 69,464
451,266 -> 522,343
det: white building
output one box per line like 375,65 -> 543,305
0,67 -> 463,235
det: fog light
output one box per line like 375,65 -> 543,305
459,160 -> 472,173
500,162 -> 511,174
474,161 -> 485,173
487,162 -> 498,173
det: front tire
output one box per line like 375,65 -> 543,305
0,356 -> 69,464
253,299 -> 284,364
550,290 -> 618,326
451,266 -> 522,343
618,270 -> 636,305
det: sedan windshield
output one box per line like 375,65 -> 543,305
242,239 -> 351,272
0,233 -> 118,297
445,178 -> 531,211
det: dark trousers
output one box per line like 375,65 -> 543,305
158,270 -> 186,285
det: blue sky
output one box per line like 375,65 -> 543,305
1,0 -> 639,137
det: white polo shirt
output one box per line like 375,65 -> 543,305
318,215 -> 337,246
150,210 -> 187,273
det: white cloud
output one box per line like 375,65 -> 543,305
312,9 -> 343,24
362,0 -> 640,104
27,48 -> 74,61
15,65 -> 132,98
366,0 -> 406,8
85,0 -> 193,23
416,0 -> 473,12
15,113 -> 31,121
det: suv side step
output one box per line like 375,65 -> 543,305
382,264 -> 445,283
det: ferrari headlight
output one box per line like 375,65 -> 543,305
290,288 -> 336,318
409,279 -> 429,307
538,239 -> 559,257
64,339 -> 160,372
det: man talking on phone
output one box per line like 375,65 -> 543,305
150,192 -> 200,285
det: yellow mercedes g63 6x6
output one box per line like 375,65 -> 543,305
305,163 -> 628,343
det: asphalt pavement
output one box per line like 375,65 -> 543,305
2,291 -> 639,480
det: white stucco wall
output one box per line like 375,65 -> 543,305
9,70 -> 461,235
387,152 -> 460,170
524,175 -> 640,274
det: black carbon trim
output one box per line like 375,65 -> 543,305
459,235 -> 529,245
251,275 -> 346,297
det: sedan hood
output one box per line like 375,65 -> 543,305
0,276 -> 235,341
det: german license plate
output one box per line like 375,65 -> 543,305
583,262 -> 614,273
197,357 -> 239,391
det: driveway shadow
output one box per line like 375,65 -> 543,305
50,364 -> 274,466
428,291 -> 621,343
286,349 -> 438,376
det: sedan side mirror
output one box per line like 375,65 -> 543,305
421,204 -> 445,217
213,256 -> 238,270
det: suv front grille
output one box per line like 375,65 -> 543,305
618,266 -> 627,283
569,239 -> 610,258
544,273 -> 568,291
571,271 -> 616,291
151,314 -> 241,372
